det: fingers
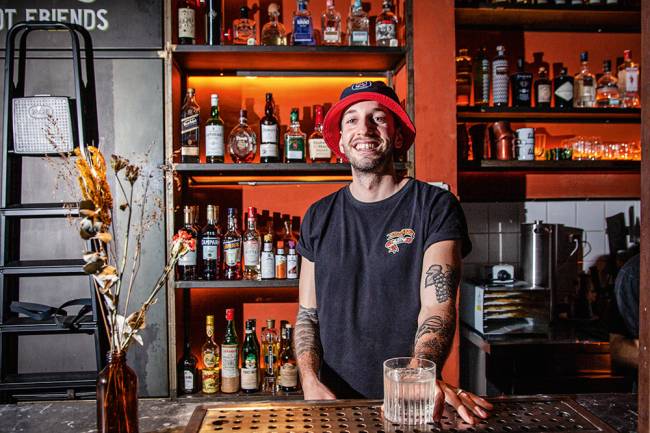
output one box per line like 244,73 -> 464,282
457,391 -> 489,419
469,393 -> 494,411
443,386 -> 476,425
432,382 -> 445,421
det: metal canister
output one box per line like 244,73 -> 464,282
520,221 -> 553,287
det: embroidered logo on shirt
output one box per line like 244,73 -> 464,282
385,228 -> 415,254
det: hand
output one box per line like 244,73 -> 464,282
301,375 -> 336,400
433,381 -> 493,425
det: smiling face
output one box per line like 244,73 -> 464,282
339,100 -> 403,173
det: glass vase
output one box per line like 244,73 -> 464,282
97,351 -> 139,433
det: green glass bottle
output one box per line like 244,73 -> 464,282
205,94 -> 225,163
284,108 -> 306,163
221,308 -> 240,393
241,318 -> 260,393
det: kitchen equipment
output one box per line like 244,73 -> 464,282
492,121 -> 514,160
514,127 -> 535,161
483,263 -> 515,283
521,221 -> 552,288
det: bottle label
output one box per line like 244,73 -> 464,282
375,23 -> 395,42
261,124 -> 278,144
492,59 -> 509,104
626,67 -> 639,92
205,124 -> 224,157
178,249 -> 197,266
351,31 -> 369,43
243,240 -> 261,266
201,236 -> 219,260
287,254 -> 299,279
178,8 -> 195,39
537,84 -> 551,103
223,239 -> 241,267
183,370 -> 194,392
554,81 -> 573,102
581,85 -> 595,103
323,29 -> 340,43
293,17 -> 313,42
222,345 -> 239,378
181,146 -> 199,156
285,137 -> 305,160
241,367 -> 258,389
275,254 -> 287,278
261,251 -> 275,278
203,351 -> 217,368
279,363 -> 298,387
181,113 -> 199,135
260,143 -> 279,158
309,138 -> 331,160
201,368 -> 218,393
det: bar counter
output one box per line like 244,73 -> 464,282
1,393 -> 637,432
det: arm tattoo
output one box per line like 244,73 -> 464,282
413,312 -> 456,370
294,305 -> 323,377
425,264 -> 460,304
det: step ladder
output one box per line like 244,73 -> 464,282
0,22 -> 107,403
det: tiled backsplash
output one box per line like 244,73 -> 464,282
461,200 -> 641,280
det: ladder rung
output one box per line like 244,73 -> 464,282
0,371 -> 97,391
0,203 -> 79,217
0,259 -> 85,275
0,317 -> 97,334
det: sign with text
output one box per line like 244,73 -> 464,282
0,0 -> 163,50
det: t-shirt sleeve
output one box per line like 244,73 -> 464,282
297,204 -> 316,262
424,190 -> 472,258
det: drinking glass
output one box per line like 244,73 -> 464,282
383,357 -> 436,425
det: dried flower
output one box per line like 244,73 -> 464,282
110,154 -> 129,173
125,164 -> 140,184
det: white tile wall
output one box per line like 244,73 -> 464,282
488,232 -> 519,264
576,201 -> 607,231
523,201 -> 547,223
462,203 -> 489,234
547,201 -> 577,227
465,233 -> 489,264
584,230 -> 608,270
488,203 -> 522,233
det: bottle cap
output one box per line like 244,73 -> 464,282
264,234 -> 273,243
267,319 -> 275,328
266,92 -> 273,101
187,88 -> 195,95
240,108 -> 248,118
248,206 -> 257,218
268,3 -> 279,15
210,94 -> 218,106
227,207 -> 237,216
206,315 -> 214,325
288,240 -> 295,249
226,308 -> 234,321
277,240 -> 284,249
240,6 -> 249,18
246,318 -> 256,329
580,51 -> 589,62
603,60 -> 611,71
561,67 -> 568,75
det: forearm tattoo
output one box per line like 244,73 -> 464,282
294,305 -> 323,376
413,312 -> 456,370
425,264 -> 460,304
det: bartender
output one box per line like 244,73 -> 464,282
294,81 -> 492,425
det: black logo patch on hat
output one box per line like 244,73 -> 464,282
351,81 -> 372,91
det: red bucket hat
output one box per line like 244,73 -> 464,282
323,81 -> 416,161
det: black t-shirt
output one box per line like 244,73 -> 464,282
610,254 -> 640,339
297,178 -> 471,398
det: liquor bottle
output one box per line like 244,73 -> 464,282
228,109 -> 257,163
534,67 -> 552,108
191,205 -> 201,233
233,6 -> 257,45
201,204 -> 221,280
260,234 -> 275,280
492,45 -> 509,107
181,88 -> 200,163
201,315 -> 220,394
596,60 -> 620,107
308,105 -> 331,163
287,240 -> 299,280
574,51 -> 596,108
260,93 -> 280,163
262,319 -> 279,393
282,218 -> 298,246
278,324 -> 299,392
176,206 -> 197,280
348,0 -> 369,46
292,0 -> 316,46
205,0 -> 221,45
221,308 -> 240,393
275,241 -> 287,279
511,58 -> 532,107
223,208 -> 242,280
284,109 -> 306,163
178,0 -> 196,45
261,3 -> 287,46
241,318 -> 260,393
177,340 -> 199,394
243,206 -> 261,281
618,50 -> 640,108
321,0 -> 342,46
554,67 -> 574,109
456,48 -> 472,106
473,47 -> 490,107
375,0 -> 398,47
205,94 -> 225,163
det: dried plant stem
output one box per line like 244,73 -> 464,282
94,284 -> 112,353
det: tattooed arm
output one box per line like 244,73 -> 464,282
294,257 -> 335,400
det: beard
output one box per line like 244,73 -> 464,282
347,149 -> 392,173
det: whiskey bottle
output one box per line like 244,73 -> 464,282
279,324 -> 299,392
205,0 -> 221,46
201,315 -> 220,394
233,6 -> 257,45
275,241 -> 287,279
347,0 -> 369,46
181,88 -> 200,163
177,340 -> 199,394
205,94 -> 225,163
456,48 -> 472,107
375,0 -> 398,47
308,105 -> 331,163
574,51 -> 596,108
473,47 -> 490,107
284,108 -> 306,163
321,0 -> 342,46
228,109 -> 257,163
287,241 -> 299,280
260,234 -> 275,280
292,0 -> 316,46
201,204 -> 221,280
618,50 -> 640,108
262,319 -> 279,393
178,0 -> 196,45
260,93 -> 280,163
261,3 -> 287,46
176,206 -> 197,281
223,208 -> 242,280
534,67 -> 552,108
554,67 -> 574,109
241,318 -> 260,393
596,60 -> 620,107
221,308 -> 240,393
243,206 -> 261,281
511,58 -> 532,108
492,45 -> 509,107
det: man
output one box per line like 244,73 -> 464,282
609,253 -> 640,374
294,81 -> 492,425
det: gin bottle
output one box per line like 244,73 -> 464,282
243,206 -> 261,281
260,93 -> 280,163
510,57 -> 532,108
180,88 -> 200,163
554,67 -> 574,109
284,108 -> 306,163
492,45 -> 509,107
618,50 -> 640,108
223,208 -> 242,280
205,94 -> 224,163
261,3 -> 287,46
596,60 -> 620,107
321,0 -> 342,46
228,109 -> 257,163
292,0 -> 315,46
347,0 -> 369,46
574,51 -> 596,108
233,6 -> 257,45
375,0 -> 398,47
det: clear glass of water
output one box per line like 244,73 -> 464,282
383,357 -> 436,425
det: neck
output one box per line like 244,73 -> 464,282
348,163 -> 407,203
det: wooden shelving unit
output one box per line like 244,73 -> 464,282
456,107 -> 641,123
175,279 -> 299,289
459,160 -> 640,171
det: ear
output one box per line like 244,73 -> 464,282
339,133 -> 345,155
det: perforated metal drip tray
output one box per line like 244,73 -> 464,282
184,396 -> 617,433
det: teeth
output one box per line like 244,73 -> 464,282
356,143 -> 376,151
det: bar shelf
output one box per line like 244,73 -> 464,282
456,106 -> 641,123
459,160 -> 640,171
175,279 -> 299,289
